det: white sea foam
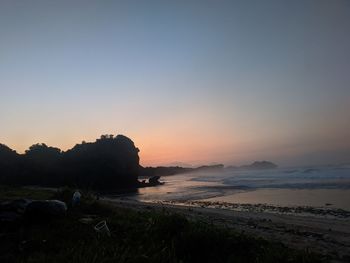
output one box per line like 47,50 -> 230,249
133,164 -> 350,210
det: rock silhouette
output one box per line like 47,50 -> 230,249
62,135 -> 140,190
0,135 -> 140,191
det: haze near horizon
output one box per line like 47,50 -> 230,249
1,0 -> 349,167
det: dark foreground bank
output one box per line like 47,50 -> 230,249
0,186 -> 324,263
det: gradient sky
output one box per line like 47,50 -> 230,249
1,0 -> 349,167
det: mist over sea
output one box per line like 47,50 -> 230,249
132,164 -> 350,210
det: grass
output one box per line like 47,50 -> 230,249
0,185 -> 54,200
0,186 -> 325,263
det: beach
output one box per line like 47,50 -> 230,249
105,165 -> 350,261
134,165 -> 350,209
105,197 -> 350,262
1,186 -> 325,263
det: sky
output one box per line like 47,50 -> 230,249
0,0 -> 349,167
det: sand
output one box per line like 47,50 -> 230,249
104,197 -> 350,262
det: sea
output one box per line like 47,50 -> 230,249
126,164 -> 350,211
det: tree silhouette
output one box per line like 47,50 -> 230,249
0,135 -> 140,191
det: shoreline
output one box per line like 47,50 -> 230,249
0,185 -> 326,263
4,185 -> 350,260
163,200 -> 350,219
104,197 -> 350,261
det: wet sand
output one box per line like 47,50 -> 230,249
204,188 -> 350,210
104,197 -> 350,262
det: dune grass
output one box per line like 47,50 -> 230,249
0,187 -> 325,263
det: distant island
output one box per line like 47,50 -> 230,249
226,161 -> 278,170
140,161 -> 277,178
140,164 -> 224,178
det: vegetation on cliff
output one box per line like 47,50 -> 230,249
0,135 -> 140,191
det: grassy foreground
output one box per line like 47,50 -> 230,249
0,186 -> 324,263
